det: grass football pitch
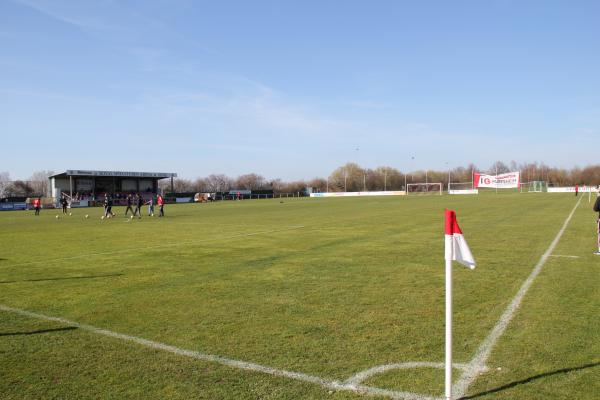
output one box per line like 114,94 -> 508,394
0,193 -> 598,399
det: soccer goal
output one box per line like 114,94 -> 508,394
406,182 -> 443,195
448,182 -> 478,195
520,181 -> 546,193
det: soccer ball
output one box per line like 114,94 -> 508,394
101,216 -> 105,220
130,215 -> 134,219
55,215 -> 59,219
69,212 -> 72,216
85,215 -> 89,219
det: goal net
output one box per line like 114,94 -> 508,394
406,182 -> 443,195
448,182 -> 478,195
520,181 -> 546,193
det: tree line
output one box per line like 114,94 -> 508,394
0,171 -> 53,198
160,161 -> 600,194
2,162 -> 600,198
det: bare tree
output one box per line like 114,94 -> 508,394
489,161 -> 509,174
5,180 -> 35,197
193,177 -> 209,192
307,177 -> 327,193
29,170 -> 54,196
277,180 -> 307,194
205,174 -> 233,192
172,178 -> 195,193
234,173 -> 266,190
0,172 -> 9,198
329,163 -> 364,192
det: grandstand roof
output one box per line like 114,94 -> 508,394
49,170 -> 177,179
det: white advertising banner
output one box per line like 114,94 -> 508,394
310,191 -> 406,198
548,186 -> 598,193
449,189 -> 479,195
474,172 -> 520,189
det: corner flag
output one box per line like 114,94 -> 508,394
444,210 -> 476,400
445,210 -> 476,269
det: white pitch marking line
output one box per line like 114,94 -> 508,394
0,304 -> 438,400
3,200 -> 582,398
548,254 -> 580,258
453,196 -> 583,398
5,225 -> 305,268
345,361 -> 471,387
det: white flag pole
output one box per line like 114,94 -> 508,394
445,257 -> 453,400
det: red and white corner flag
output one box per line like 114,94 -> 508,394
445,209 -> 476,269
444,210 -> 476,400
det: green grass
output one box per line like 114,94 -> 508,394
0,193 -> 598,399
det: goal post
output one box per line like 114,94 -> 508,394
520,181 -> 547,193
406,182 -> 443,195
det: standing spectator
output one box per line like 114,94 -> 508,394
575,184 -> 579,196
157,194 -> 164,217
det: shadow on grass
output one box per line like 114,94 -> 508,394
0,273 -> 124,284
460,361 -> 600,399
0,326 -> 78,337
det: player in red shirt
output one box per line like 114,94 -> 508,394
33,198 -> 41,215
157,194 -> 164,217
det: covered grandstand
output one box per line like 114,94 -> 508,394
48,170 -> 177,206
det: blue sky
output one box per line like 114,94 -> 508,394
1,0 -> 599,180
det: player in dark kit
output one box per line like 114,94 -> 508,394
134,193 -> 143,218
124,194 -> 134,216
594,190 -> 600,255
61,195 -> 68,214
103,193 -> 115,218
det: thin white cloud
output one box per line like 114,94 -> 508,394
132,77 -> 357,138
11,0 -> 119,31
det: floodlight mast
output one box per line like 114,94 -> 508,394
344,170 -> 347,192
384,170 -> 387,191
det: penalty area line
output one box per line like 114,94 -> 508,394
0,304 -> 439,400
454,195 -> 583,398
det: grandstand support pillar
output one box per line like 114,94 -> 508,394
170,177 -> 174,193
69,175 -> 73,199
